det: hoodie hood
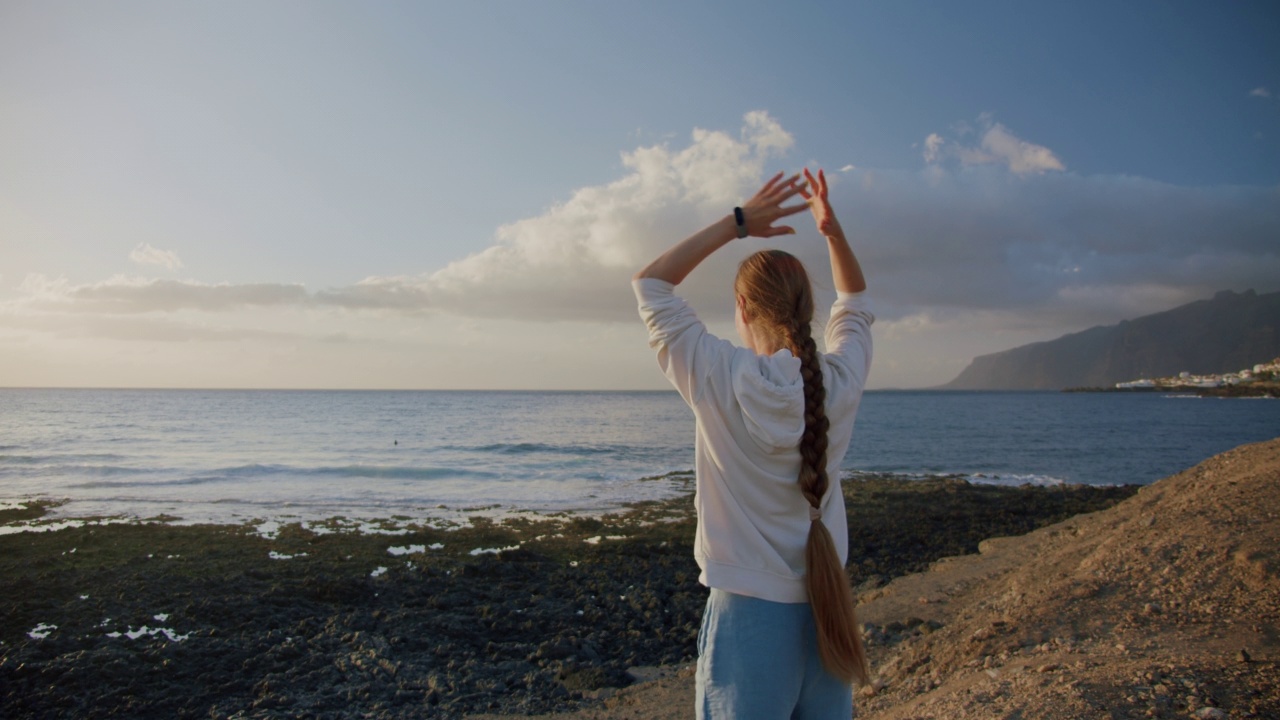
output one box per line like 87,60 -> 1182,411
731,348 -> 806,453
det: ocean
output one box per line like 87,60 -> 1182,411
1,388 -> 1277,525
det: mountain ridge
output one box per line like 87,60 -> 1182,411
942,289 -> 1280,390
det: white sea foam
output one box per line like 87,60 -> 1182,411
114,626 -> 190,642
254,521 -> 281,540
0,518 -> 135,536
469,545 -> 519,556
965,472 -> 1066,487
387,545 -> 426,556
28,623 -> 57,639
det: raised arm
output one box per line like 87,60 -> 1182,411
633,172 -> 810,285
800,168 -> 866,294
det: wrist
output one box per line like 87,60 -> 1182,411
733,207 -> 748,239
706,215 -> 739,246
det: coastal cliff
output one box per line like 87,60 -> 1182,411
943,289 -> 1280,390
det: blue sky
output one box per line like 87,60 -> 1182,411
2,1 -> 1277,389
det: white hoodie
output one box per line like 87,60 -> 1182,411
634,278 -> 874,603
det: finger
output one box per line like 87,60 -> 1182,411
817,169 -> 828,198
770,176 -> 807,203
747,176 -> 780,204
776,201 -> 810,218
761,225 -> 796,238
757,171 -> 786,197
766,173 -> 801,198
798,167 -> 819,198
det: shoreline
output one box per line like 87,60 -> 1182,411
0,468 -> 1119,536
1,474 -> 1139,718
1063,383 -> 1280,398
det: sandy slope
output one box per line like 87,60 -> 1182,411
472,437 -> 1280,719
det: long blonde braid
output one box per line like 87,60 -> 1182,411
737,250 -> 870,686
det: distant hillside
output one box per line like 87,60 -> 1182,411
943,289 -> 1280,390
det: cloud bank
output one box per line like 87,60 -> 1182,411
7,112 -> 1279,387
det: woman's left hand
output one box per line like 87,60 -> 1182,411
740,172 -> 811,238
798,167 -> 842,238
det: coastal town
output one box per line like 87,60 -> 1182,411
1113,357 -> 1280,394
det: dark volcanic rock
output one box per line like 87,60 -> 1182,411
0,476 -> 1136,718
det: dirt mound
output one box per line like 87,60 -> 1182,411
857,437 -> 1280,719
480,438 -> 1280,719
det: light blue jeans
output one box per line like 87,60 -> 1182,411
696,588 -> 854,720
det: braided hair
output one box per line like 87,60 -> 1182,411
736,250 -> 870,686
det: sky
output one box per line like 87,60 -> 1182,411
2,1 -> 1278,390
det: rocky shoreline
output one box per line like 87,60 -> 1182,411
1,474 -> 1138,719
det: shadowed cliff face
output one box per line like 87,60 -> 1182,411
943,289 -> 1280,390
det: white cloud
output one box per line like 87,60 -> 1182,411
398,110 -> 795,322
975,123 -> 1065,174
6,113 -> 1280,390
925,117 -> 1064,176
129,243 -> 184,271
14,274 -> 308,313
922,133 -> 944,164
314,277 -> 433,312
1250,87 -> 1271,98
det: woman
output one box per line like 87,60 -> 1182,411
632,168 -> 873,718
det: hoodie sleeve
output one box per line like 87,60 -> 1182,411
824,291 -> 874,390
633,278 -> 735,406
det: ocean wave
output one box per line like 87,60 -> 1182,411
846,469 -> 1067,487
308,465 -> 502,481
3,464 -> 154,478
0,453 -> 132,466
66,475 -> 232,490
439,442 -> 633,457
65,463 -> 504,488
0,455 -> 43,465
965,472 -> 1066,487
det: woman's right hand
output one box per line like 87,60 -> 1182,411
740,172 -> 811,238
633,171 -> 813,285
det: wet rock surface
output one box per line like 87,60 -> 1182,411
0,474 -> 1137,719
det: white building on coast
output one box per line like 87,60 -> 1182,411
1115,357 -> 1280,390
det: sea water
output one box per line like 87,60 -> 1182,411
1,388 -> 1277,524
